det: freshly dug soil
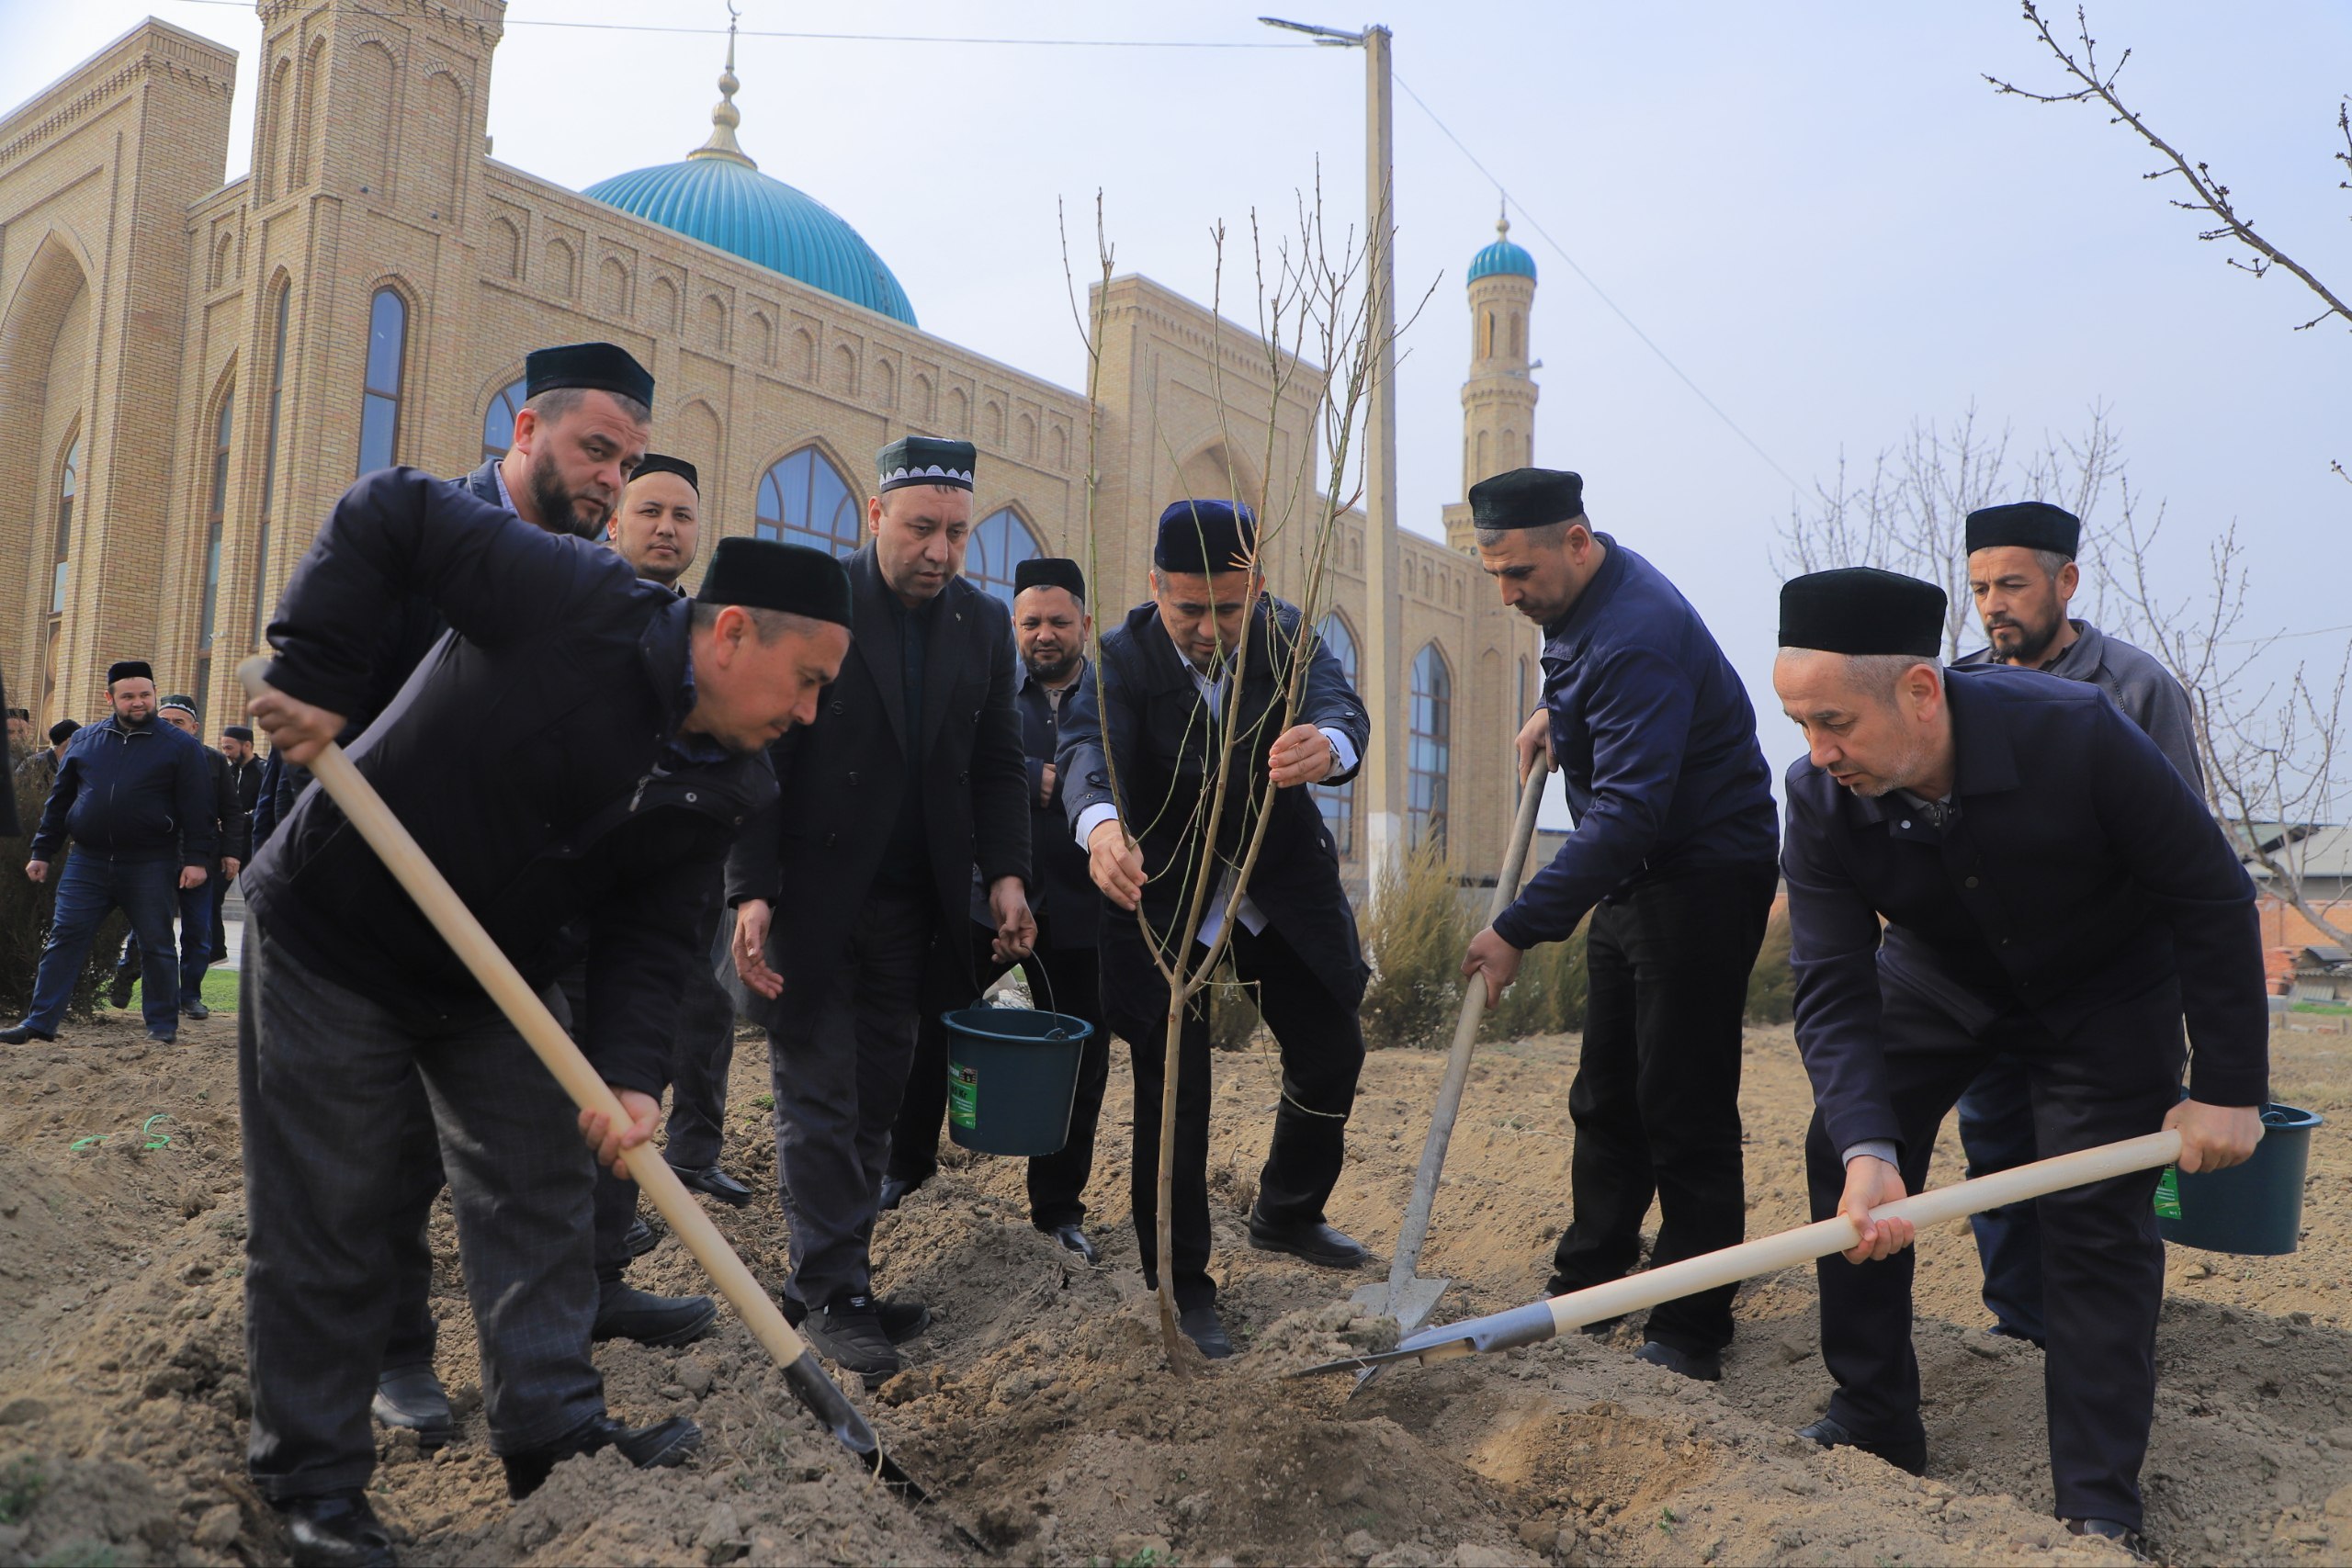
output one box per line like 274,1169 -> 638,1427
2,1005 -> 2348,1566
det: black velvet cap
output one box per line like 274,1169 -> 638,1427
1013,557 -> 1086,603
630,453 -> 699,494
1154,500 -> 1258,575
695,536 -> 854,628
524,342 -> 655,412
5,708 -> 27,721
1779,568 -> 1946,657
877,434 -> 976,492
106,660 -> 153,686
159,694 -> 199,716
1966,501 -> 2080,558
1468,467 -> 1586,531
49,719 -> 82,746
220,724 -> 253,743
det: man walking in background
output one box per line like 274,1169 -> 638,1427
5,661 -> 211,1046
17,718 -> 79,796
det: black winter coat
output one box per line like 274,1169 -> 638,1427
724,546 -> 1029,1026
30,715 -> 214,866
242,467 -> 776,1094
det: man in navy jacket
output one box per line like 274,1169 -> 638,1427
1060,500 -> 1373,1359
1773,566 -> 2265,1551
1461,469 -> 1780,1382
7,660 -> 212,1045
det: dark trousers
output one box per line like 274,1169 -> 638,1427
769,886 -> 935,1308
114,874 -> 213,1006
658,907 -> 741,1173
379,1075 -> 447,1373
240,921 -> 603,1500
1550,862 -> 1777,1355
23,852 -> 181,1036
1807,974 -> 2183,1529
888,920 -> 1112,1227
1107,919 -> 1363,1313
1956,1055 -> 2048,1343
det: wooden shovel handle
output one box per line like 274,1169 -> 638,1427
238,660 -> 813,1375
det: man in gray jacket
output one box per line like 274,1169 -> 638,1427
1951,500 -> 2204,1348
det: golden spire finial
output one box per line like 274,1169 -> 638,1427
690,1 -> 756,167
1497,201 -> 1510,240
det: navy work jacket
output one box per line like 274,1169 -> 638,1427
1781,665 -> 2269,1156
30,713 -> 214,867
1492,536 -> 1778,949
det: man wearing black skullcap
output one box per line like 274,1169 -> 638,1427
108,695 -> 252,1021
1945,502 -> 2204,1349
886,556 -> 1114,1263
606,454 -> 704,591
727,434 -> 1033,1386
14,718 -> 82,799
1058,499 -> 1373,1359
1460,468 -> 1781,1383
6,661 -> 213,1047
1772,566 -> 2267,1552
230,409 -> 847,1557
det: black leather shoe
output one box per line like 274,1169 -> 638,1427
371,1365 -> 455,1447
876,1175 -> 918,1213
0,1022 -> 56,1044
621,1216 -> 659,1259
1634,1340 -> 1723,1382
1246,1210 -> 1368,1269
593,1281 -> 718,1348
800,1294 -> 899,1386
1797,1415 -> 1927,1476
2064,1518 -> 2149,1561
671,1163 -> 752,1207
274,1489 -> 396,1568
1984,1322 -> 2046,1348
1179,1303 -> 1234,1359
147,1031 -> 177,1045
107,974 -> 135,1010
1042,1223 -> 1099,1265
784,1292 -> 930,1346
503,1413 -> 701,1500
183,997 -> 210,1020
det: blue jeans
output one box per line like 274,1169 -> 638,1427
24,852 -> 182,1036
1956,1055 -> 2049,1344
116,876 -> 215,1002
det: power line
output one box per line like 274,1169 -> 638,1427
1393,71 -> 1806,497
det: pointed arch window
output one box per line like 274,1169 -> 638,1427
194,389 -> 234,710
481,376 -> 526,461
1409,642 -> 1452,850
1316,612 -> 1359,858
967,506 -> 1042,608
254,282 -> 291,647
356,287 -> 408,476
44,432 -> 81,720
756,447 -> 862,558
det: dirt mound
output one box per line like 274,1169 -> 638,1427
3,1011 -> 2349,1565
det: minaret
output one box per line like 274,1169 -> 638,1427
1443,209 -> 1540,552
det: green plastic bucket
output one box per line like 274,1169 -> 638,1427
943,1007 -> 1092,1156
2155,1101 -> 2325,1256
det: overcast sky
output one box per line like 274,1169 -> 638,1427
12,1 -> 2349,808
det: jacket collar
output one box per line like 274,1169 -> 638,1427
1539,533 -> 1629,658
1016,653 -> 1088,699
463,457 -> 507,511
1123,595 -> 1282,692
1839,667 -> 2021,827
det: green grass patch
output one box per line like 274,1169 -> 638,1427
116,965 -> 240,1016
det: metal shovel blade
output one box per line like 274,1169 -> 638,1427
1345,1276 -> 1453,1394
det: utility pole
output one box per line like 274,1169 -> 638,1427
1262,16 -> 1404,882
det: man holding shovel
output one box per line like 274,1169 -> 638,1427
240,452 -> 851,1563
1773,566 -> 2265,1552
1461,468 -> 1781,1384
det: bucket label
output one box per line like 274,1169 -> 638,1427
948,1064 -> 978,1130
2154,1166 -> 2182,1220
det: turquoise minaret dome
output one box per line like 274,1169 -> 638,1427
1466,212 -> 1536,284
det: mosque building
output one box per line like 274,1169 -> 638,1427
0,2 -> 1544,891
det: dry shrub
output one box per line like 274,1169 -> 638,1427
1204,955 -> 1262,1052
1481,919 -> 1589,1041
1745,907 -> 1794,1023
0,764 -> 128,1018
1361,839 -> 1475,1049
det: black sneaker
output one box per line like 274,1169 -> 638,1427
1797,1415 -> 1927,1476
146,1031 -> 178,1045
502,1413 -> 701,1500
800,1294 -> 899,1385
273,1489 -> 396,1568
183,997 -> 210,1020
0,1022 -> 57,1045
592,1281 -> 718,1348
784,1292 -> 930,1345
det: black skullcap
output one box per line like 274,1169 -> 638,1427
695,536 -> 854,628
1468,468 -> 1586,531
49,719 -> 81,745
1013,557 -> 1086,603
159,694 -> 199,716
1779,568 -> 1946,658
107,660 -> 153,686
525,342 -> 655,412
630,453 -> 699,494
5,708 -> 27,721
1155,500 -> 1258,575
877,434 -> 976,492
221,724 -> 254,743
1965,501 -> 2080,558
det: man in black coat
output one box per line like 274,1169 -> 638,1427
240,457 -> 851,1561
1059,500 -> 1372,1359
110,694 -> 252,1021
886,557 -> 1114,1261
1772,567 -> 2267,1553
209,723 -> 261,976
727,435 -> 1033,1386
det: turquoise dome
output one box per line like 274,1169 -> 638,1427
587,156 -> 917,327
1467,215 -> 1536,285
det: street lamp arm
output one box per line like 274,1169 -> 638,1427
1259,15 -> 1366,44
